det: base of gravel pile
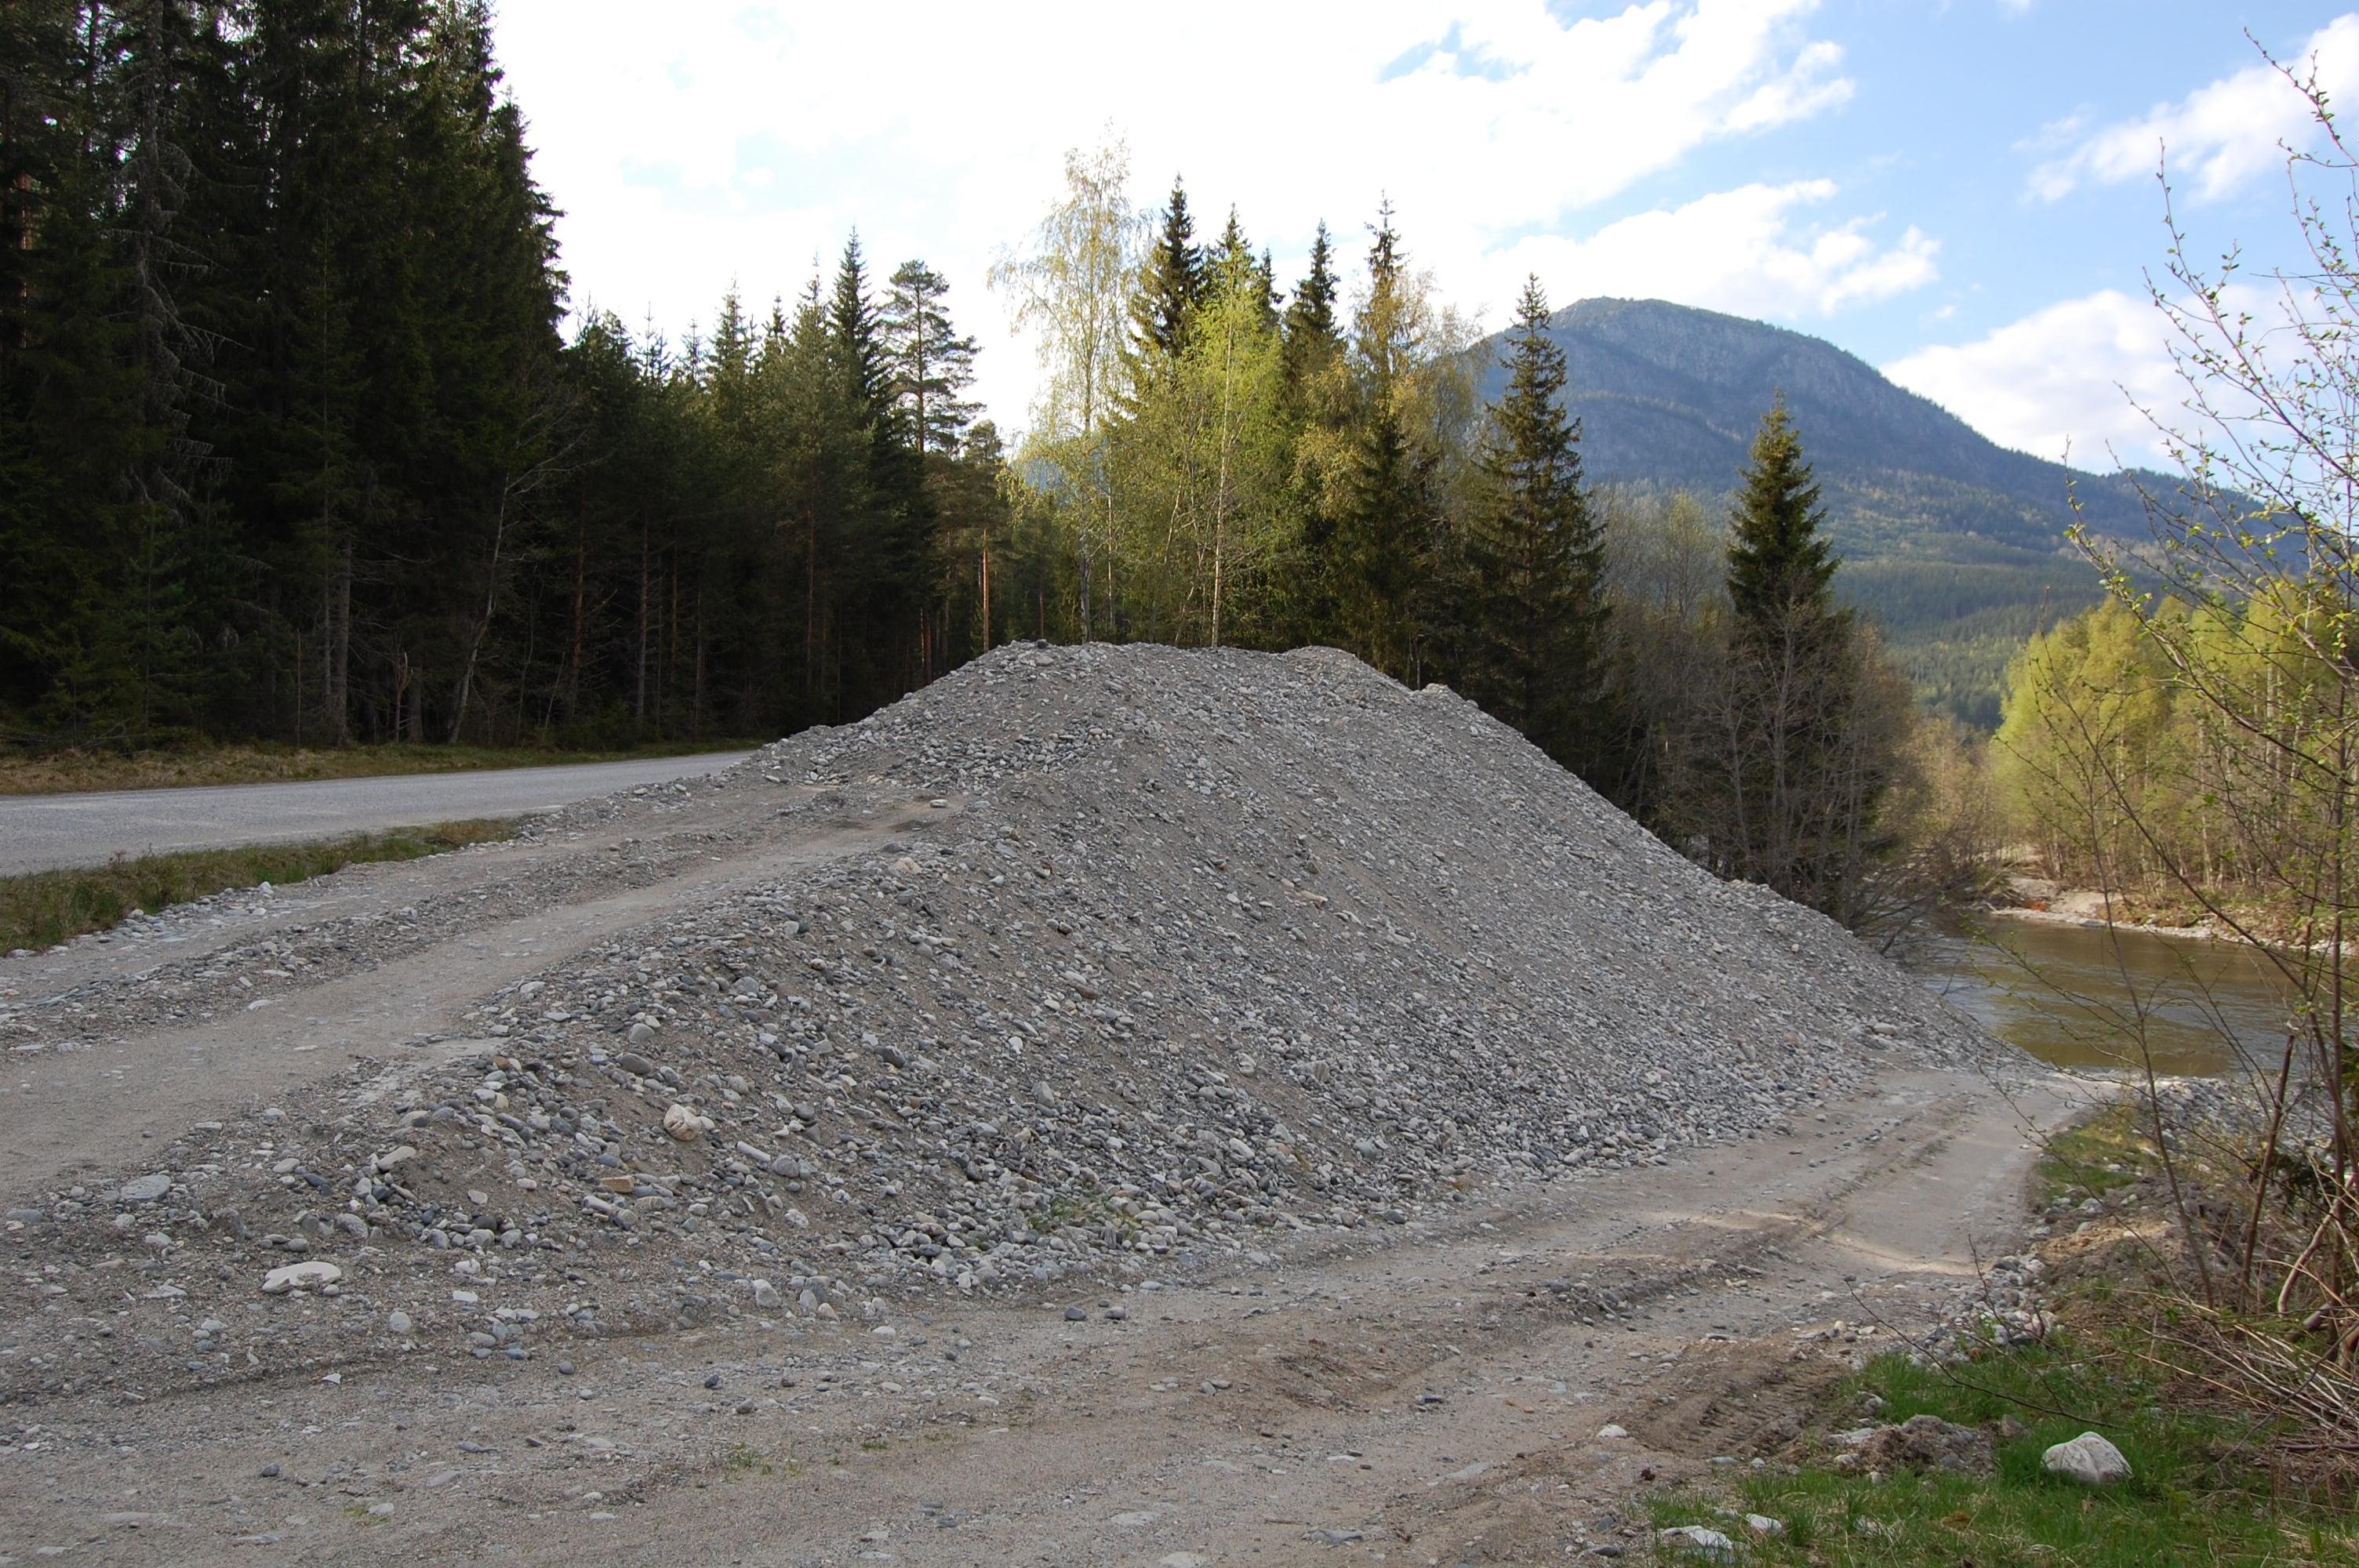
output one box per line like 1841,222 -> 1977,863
1,643 -> 2009,1399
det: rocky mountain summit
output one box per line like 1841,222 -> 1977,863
0,644 -> 2008,1399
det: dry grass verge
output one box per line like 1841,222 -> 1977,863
0,819 -> 513,952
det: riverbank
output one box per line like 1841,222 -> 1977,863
1979,901 -> 2221,942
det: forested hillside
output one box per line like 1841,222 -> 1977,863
2,0 -> 1005,750
1480,299 -> 2152,726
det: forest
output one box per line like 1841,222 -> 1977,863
2,0 -> 1016,748
4,2 -> 1937,927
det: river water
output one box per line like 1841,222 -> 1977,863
1899,916 -> 2296,1076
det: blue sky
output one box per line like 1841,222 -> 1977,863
491,1 -> 2352,469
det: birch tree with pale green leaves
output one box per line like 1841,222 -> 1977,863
1111,236 -> 1291,646
989,138 -> 1144,640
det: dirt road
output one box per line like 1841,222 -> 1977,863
0,750 -> 754,874
0,1056 -> 2077,1566
0,648 -> 2075,1565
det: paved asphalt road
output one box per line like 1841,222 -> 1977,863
0,751 -> 758,876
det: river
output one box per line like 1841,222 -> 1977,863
1900,915 -> 2295,1076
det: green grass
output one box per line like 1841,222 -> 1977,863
0,819 -> 514,952
0,737 -> 759,796
2038,1102 -> 2158,1205
1650,1337 -> 2359,1566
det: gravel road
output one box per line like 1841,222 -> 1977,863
0,1064 -> 2081,1567
0,751 -> 754,874
0,644 -> 2068,1565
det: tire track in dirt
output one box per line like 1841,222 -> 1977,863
0,798 -> 955,1196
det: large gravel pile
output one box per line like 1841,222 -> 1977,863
2,643 -> 2007,1395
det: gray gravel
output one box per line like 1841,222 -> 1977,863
0,643 -> 2023,1404
0,751 -> 754,873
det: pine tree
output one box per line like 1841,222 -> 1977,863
1462,275 -> 1607,761
1727,394 -> 1840,640
1334,399 -> 1438,681
881,259 -> 980,456
826,234 -> 934,710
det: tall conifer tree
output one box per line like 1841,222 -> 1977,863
1463,275 -> 1607,761
881,259 -> 980,456
1727,394 -> 1841,641
1130,177 -> 1205,359
1330,201 -> 1440,681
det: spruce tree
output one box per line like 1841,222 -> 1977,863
1214,206 -> 1252,274
1329,201 -> 1441,681
1266,222 -> 1349,646
1281,221 -> 1341,384
1711,396 -> 1899,922
827,234 -> 933,710
827,233 -> 889,416
1726,394 -> 1840,640
1463,275 -> 1606,761
1129,176 -> 1205,359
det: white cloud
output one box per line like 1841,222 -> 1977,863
2030,14 -> 2359,203
1499,181 -> 1938,318
489,0 -> 1859,430
1882,290 -> 2181,466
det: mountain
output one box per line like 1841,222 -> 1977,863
1484,298 -> 2161,727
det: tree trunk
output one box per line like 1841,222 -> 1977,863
566,522 -> 587,717
633,523 -> 650,722
326,535 -> 353,746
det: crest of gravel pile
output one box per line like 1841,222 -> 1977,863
3,644 -> 2010,1388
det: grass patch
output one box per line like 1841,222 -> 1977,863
0,819 -> 513,952
0,738 -> 759,796
2037,1102 -> 2159,1205
1650,1335 -> 2359,1565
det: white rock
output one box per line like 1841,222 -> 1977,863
663,1103 -> 710,1142
1596,1423 -> 1629,1439
116,1173 -> 170,1204
261,1261 -> 342,1295
2042,1431 -> 2131,1485
386,1309 -> 414,1335
1658,1524 -> 1736,1557
1745,1513 -> 1785,1536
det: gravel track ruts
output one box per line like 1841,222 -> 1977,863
0,1065 -> 2085,1566
0,792 -> 954,1197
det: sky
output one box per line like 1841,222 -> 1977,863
489,1 -> 2355,472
